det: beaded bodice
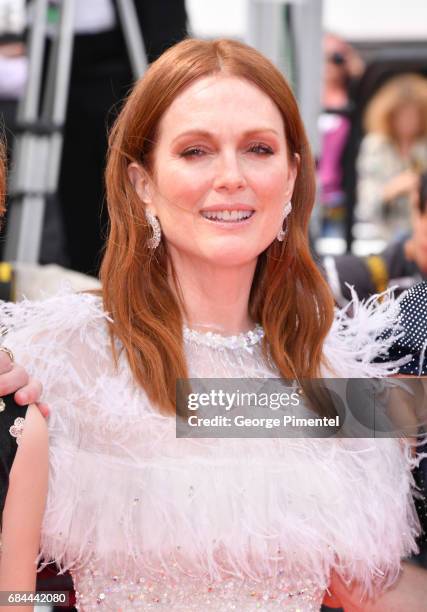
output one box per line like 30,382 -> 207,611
74,565 -> 325,610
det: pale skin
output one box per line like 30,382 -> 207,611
128,75 -> 297,335
0,404 -> 48,611
1,74 -> 427,608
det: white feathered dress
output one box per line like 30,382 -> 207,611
1,291 -> 423,611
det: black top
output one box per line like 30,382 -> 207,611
0,396 -> 28,528
391,282 -> 427,376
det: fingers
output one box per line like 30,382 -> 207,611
0,364 -> 30,397
14,377 -> 43,406
0,349 -> 14,374
36,402 -> 50,419
0,353 -> 45,411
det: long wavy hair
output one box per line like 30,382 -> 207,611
101,38 -> 335,414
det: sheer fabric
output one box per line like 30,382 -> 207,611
0,291 -> 422,611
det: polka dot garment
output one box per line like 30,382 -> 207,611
391,282 -> 427,376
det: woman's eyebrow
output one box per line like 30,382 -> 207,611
171,128 -> 280,145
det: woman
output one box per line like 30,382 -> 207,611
317,33 -> 364,238
0,142 -> 48,601
0,39 -> 424,610
355,73 -> 427,241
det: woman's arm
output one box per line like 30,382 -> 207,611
0,404 -> 48,608
325,563 -> 427,612
381,169 -> 419,203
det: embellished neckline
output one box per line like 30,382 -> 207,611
183,323 -> 264,349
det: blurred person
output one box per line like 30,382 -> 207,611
317,33 -> 365,238
379,281 -> 427,567
0,142 -> 48,604
355,73 -> 427,242
0,1 -> 188,270
323,171 -> 427,306
0,32 -> 29,259
0,37 -> 426,611
0,19 -> 68,265
321,33 -> 365,112
58,0 -> 188,275
0,41 -> 26,100
0,0 -> 27,135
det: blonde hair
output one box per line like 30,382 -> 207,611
364,73 -> 427,140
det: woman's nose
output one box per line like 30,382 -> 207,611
212,152 -> 247,193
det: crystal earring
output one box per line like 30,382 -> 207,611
277,201 -> 292,242
146,210 -> 161,249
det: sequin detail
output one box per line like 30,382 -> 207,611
183,324 -> 264,350
73,564 -> 325,611
9,416 -> 25,445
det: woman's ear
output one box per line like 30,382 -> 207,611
128,163 -> 153,205
285,153 -> 299,201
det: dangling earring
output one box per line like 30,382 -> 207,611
277,201 -> 292,242
146,210 -> 161,249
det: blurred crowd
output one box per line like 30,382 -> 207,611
0,0 -> 188,274
317,32 -> 427,303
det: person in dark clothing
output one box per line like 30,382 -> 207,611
322,172 -> 427,305
59,0 -> 188,275
317,33 -> 365,239
383,281 -> 427,567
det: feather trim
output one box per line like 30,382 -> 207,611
0,290 -> 422,600
323,285 -> 411,377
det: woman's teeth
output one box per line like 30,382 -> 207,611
201,210 -> 254,222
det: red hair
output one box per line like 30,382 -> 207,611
101,38 -> 334,414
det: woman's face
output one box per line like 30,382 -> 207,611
129,75 -> 297,268
392,103 -> 422,141
323,35 -> 348,85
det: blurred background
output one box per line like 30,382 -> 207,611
0,2 -> 425,610
0,0 -> 427,306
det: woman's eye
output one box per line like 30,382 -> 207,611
249,143 -> 274,155
180,147 -> 206,158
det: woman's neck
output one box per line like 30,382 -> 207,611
168,251 -> 257,336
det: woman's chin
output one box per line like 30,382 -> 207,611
168,235 -> 274,268
198,243 -> 266,268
